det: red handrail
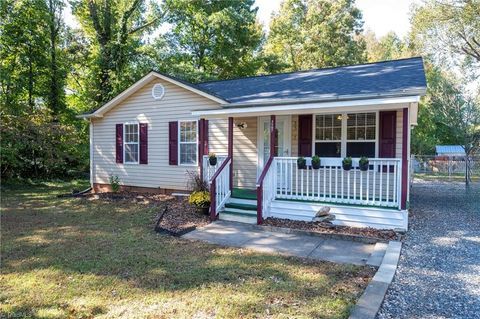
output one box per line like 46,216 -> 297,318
209,156 -> 231,221
256,156 -> 274,225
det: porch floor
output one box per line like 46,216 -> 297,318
232,188 -> 399,210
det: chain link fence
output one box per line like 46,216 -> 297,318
411,155 -> 480,182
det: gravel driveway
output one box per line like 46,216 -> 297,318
377,180 -> 480,319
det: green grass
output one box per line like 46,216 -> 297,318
1,180 -> 373,319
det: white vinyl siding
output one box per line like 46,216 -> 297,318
91,78 -> 221,190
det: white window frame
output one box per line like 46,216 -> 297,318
178,119 -> 198,166
123,122 -> 139,164
313,113 -> 343,158
345,112 -> 378,158
312,111 -> 379,158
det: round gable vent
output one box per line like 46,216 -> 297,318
152,83 -> 165,100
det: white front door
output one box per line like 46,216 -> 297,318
257,116 -> 291,177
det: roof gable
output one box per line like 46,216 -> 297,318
79,71 -> 227,118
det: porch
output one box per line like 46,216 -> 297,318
196,105 -> 412,231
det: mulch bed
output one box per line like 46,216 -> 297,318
82,192 -> 210,235
263,217 -> 402,241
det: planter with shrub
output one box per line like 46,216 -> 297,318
342,157 -> 353,171
297,157 -> 307,169
188,191 -> 211,215
311,155 -> 321,169
208,152 -> 217,166
359,156 -> 369,171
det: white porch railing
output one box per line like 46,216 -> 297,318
274,157 -> 402,209
202,154 -> 228,182
257,158 -> 276,220
209,157 -> 231,218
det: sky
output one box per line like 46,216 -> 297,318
255,0 -> 419,38
65,0 -> 418,39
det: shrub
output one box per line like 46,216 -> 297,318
297,156 -> 306,169
342,157 -> 352,166
109,175 -> 120,192
187,170 -> 209,192
188,191 -> 211,207
359,156 -> 369,165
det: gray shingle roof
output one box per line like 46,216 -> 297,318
197,57 -> 427,105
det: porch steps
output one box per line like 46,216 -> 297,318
269,200 -> 408,231
219,196 -> 257,224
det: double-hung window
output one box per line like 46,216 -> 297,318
346,113 -> 376,157
314,114 -> 342,157
314,112 -> 377,158
124,123 -> 139,163
179,120 -> 197,165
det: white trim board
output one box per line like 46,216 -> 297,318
78,71 -> 227,119
192,96 -> 420,118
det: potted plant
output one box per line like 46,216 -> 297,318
311,155 -> 321,169
297,156 -> 307,169
188,191 -> 211,215
359,156 -> 369,171
208,152 -> 217,166
342,157 -> 353,171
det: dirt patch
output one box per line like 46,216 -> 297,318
83,192 -> 210,235
263,217 -> 401,241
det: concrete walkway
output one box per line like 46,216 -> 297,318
183,220 -> 376,265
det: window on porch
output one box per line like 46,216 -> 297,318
314,112 -> 377,158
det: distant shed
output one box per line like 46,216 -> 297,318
435,145 -> 465,157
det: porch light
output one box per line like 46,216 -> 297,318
236,122 -> 248,130
337,115 -> 350,120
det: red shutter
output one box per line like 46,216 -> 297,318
298,115 -> 313,156
116,124 -> 123,163
379,111 -> 396,158
169,121 -> 178,165
139,123 -> 148,164
204,119 -> 209,155
198,119 -> 204,164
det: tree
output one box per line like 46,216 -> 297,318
158,0 -> 264,82
411,0 -> 480,76
71,0 -> 164,106
413,66 -> 480,183
362,30 -> 413,63
45,0 -> 68,115
264,0 -> 366,71
0,0 -> 49,113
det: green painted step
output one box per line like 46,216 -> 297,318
221,210 -> 257,217
225,202 -> 257,211
231,188 -> 257,200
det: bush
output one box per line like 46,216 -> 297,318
187,170 -> 209,192
188,191 -> 211,207
109,175 -> 120,192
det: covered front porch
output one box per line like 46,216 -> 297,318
195,99 -> 414,230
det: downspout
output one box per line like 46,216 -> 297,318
89,118 -> 94,189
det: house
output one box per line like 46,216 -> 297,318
79,57 -> 427,231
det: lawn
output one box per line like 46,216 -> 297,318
1,180 -> 373,319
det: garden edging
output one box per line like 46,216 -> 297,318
349,241 -> 402,319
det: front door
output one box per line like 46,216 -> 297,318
257,116 -> 291,178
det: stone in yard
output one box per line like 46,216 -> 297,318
315,206 -> 331,217
313,214 -> 335,223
